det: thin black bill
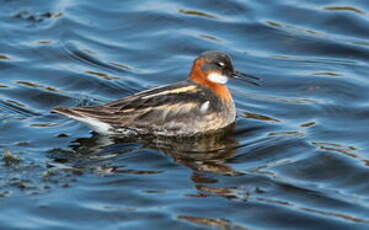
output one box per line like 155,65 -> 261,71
231,71 -> 261,86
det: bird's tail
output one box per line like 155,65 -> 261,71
52,106 -> 113,134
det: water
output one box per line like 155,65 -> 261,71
1,0 -> 369,229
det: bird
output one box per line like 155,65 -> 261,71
52,51 -> 260,136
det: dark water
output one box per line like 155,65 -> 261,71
1,0 -> 369,229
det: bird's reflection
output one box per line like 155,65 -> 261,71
68,126 -> 241,176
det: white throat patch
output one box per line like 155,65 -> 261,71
207,72 -> 229,84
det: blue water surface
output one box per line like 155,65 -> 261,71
1,0 -> 369,229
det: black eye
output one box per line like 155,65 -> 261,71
216,62 -> 225,68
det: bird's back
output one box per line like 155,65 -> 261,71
53,81 -> 236,136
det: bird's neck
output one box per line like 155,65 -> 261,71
189,60 -> 232,102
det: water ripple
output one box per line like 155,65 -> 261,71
1,0 -> 369,229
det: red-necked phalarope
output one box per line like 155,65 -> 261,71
52,51 -> 260,136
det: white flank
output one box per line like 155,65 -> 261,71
200,101 -> 210,113
67,115 -> 113,134
208,72 -> 229,84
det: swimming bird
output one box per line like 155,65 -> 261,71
52,51 -> 259,136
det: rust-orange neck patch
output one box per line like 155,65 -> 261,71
189,58 -> 232,102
